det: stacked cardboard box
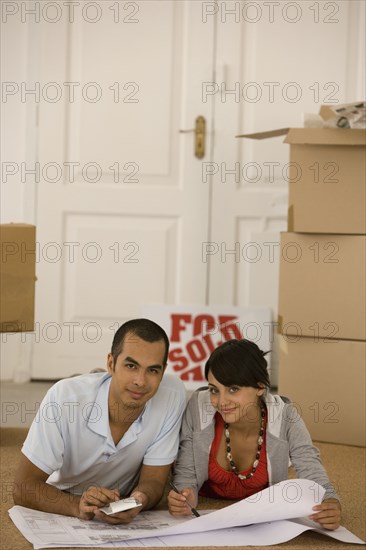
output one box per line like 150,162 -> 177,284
241,123 -> 366,446
278,127 -> 366,446
0,224 -> 36,332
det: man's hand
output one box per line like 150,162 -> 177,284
309,498 -> 341,530
93,491 -> 146,525
79,486 -> 120,521
168,487 -> 197,516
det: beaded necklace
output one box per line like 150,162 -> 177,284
224,405 -> 265,480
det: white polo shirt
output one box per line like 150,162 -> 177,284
22,372 -> 186,495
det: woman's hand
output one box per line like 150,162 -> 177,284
309,498 -> 341,530
168,487 -> 197,516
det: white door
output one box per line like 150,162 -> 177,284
207,0 -> 365,384
31,0 -> 215,378
30,0 -> 364,381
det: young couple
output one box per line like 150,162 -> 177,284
14,318 -> 341,529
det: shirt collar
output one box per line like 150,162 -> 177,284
86,374 -> 111,437
86,374 -> 149,441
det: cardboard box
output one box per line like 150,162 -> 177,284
278,232 -> 366,341
286,128 -> 366,234
238,126 -> 366,234
0,224 -> 36,332
278,336 -> 366,446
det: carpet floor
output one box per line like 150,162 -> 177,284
1,428 -> 365,550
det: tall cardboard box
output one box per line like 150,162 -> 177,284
286,128 -> 366,234
278,232 -> 366,341
278,336 -> 366,446
0,224 -> 36,332
239,127 -> 366,234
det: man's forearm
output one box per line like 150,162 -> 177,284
131,480 -> 165,510
13,479 -> 81,517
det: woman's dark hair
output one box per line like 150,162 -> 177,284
111,318 -> 169,365
204,339 -> 270,389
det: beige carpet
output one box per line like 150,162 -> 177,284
1,428 -> 365,550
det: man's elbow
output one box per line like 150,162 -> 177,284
12,479 -> 24,505
151,483 -> 167,508
12,476 -> 36,507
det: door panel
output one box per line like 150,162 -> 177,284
30,0 -> 364,381
208,0 -> 362,384
32,1 -> 214,378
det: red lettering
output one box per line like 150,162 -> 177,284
192,315 -> 216,336
219,316 -> 241,340
180,365 -> 204,381
186,339 -> 207,363
202,333 -> 216,353
222,324 -> 242,340
170,314 -> 192,342
169,347 -> 189,372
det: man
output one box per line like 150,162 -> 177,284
13,319 -> 186,524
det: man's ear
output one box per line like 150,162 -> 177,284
107,353 -> 114,374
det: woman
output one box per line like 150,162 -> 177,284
168,339 -> 341,530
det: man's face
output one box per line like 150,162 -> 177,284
107,333 -> 166,417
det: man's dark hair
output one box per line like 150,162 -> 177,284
111,318 -> 169,365
204,339 -> 270,389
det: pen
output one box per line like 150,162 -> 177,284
169,481 -> 200,517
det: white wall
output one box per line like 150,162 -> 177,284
1,1 -> 365,381
1,15 -> 37,381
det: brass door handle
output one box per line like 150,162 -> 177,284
179,116 -> 206,159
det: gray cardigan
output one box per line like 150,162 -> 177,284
173,389 -> 339,502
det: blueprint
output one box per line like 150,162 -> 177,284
8,479 -> 365,548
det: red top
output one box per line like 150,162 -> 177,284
199,411 -> 269,500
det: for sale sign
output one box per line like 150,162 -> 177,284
142,305 -> 272,390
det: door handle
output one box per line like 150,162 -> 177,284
179,116 -> 206,159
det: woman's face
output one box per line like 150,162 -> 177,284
207,371 -> 265,425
